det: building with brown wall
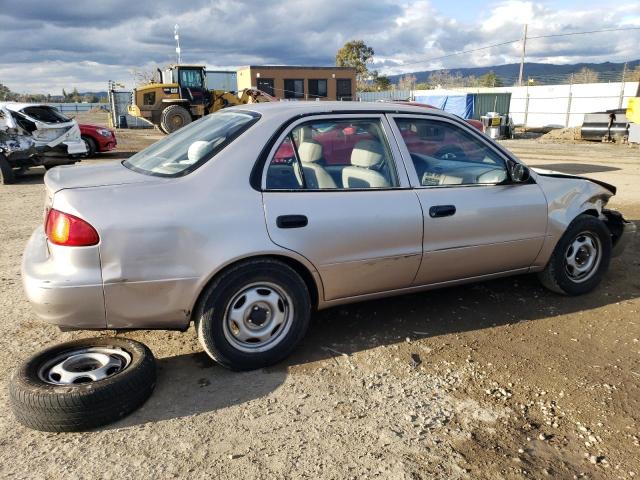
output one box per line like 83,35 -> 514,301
237,66 -> 356,101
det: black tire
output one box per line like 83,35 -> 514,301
81,135 -> 97,157
0,153 -> 15,185
9,337 -> 156,432
538,214 -> 612,296
160,105 -> 191,134
195,259 -> 311,371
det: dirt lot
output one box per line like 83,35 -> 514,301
0,127 -> 639,479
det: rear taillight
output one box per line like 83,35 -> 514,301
45,209 -> 99,246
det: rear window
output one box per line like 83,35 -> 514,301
123,110 -> 259,177
21,106 -> 70,123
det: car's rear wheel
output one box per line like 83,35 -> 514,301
9,337 -> 156,432
82,135 -> 97,157
160,105 -> 191,134
0,153 -> 16,185
538,214 -> 612,295
195,259 -> 311,370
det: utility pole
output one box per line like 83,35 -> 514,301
518,24 -> 528,86
174,24 -> 181,65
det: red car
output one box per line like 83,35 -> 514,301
79,124 -> 117,157
273,103 -> 485,165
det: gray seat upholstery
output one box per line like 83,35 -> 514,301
297,140 -> 337,189
342,139 -> 391,188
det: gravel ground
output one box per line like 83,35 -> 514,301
0,133 -> 638,479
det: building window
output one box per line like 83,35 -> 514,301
308,79 -> 327,98
257,78 -> 274,96
336,79 -> 352,101
284,79 -> 304,99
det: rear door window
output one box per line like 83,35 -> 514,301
265,118 -> 398,190
21,106 -> 70,124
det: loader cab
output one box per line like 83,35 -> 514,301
163,66 -> 210,106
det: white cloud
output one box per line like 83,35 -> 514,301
0,0 -> 638,94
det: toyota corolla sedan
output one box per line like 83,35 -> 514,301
22,102 -> 635,370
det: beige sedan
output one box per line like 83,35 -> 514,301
22,102 -> 635,371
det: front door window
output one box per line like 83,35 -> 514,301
394,117 -> 508,186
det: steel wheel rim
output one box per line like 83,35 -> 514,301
38,347 -> 132,385
564,231 -> 601,283
223,282 -> 294,353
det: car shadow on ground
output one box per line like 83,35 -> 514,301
531,162 -> 621,174
112,220 -> 639,429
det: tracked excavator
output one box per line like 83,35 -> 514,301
128,65 -> 274,134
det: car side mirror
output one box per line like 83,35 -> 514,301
510,162 -> 530,183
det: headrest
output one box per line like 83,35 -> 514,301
297,140 -> 323,163
187,140 -> 215,163
351,140 -> 384,168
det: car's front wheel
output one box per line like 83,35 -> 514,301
195,259 -> 311,370
538,214 -> 612,295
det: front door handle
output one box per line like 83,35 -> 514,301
276,215 -> 308,229
429,205 -> 456,218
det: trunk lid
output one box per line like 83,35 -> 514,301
45,161 -> 165,194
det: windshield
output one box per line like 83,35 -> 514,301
123,110 -> 259,177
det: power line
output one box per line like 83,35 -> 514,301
528,26 -> 640,40
390,26 -> 640,72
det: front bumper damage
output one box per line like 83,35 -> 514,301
603,209 -> 637,257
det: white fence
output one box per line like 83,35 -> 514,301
456,82 -> 639,128
359,81 -> 639,128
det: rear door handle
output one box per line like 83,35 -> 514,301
276,215 -> 308,229
429,205 -> 456,218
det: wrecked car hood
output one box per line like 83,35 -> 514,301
45,161 -> 166,193
531,167 -> 616,195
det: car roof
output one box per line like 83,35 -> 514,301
229,101 -> 459,120
0,102 -> 51,112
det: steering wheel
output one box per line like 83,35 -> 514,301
433,145 -> 466,161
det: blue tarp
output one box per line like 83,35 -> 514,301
413,94 -> 474,119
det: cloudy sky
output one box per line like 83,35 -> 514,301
0,0 -> 639,94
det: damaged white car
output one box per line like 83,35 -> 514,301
0,103 -> 86,184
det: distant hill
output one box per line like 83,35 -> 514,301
388,60 -> 640,86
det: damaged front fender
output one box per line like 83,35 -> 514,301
603,209 -> 637,257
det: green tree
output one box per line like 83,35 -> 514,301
371,71 -> 391,91
478,71 -> 503,87
0,83 -> 19,101
336,40 -> 375,85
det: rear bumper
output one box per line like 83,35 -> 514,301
21,227 -> 106,329
63,140 -> 87,155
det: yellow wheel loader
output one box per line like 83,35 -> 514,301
128,65 -> 273,134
